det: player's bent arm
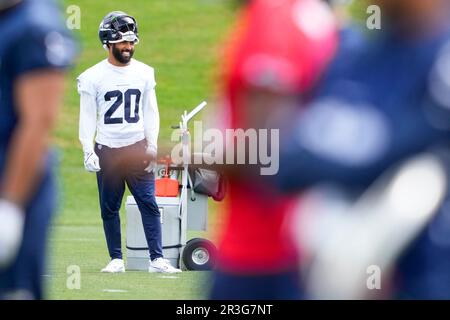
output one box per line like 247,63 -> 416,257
79,91 -> 98,153
1,70 -> 65,207
143,88 -> 160,154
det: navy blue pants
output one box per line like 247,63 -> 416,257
95,139 -> 162,261
0,165 -> 56,300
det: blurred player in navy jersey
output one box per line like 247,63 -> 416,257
274,0 -> 450,299
209,0 -> 337,299
0,0 -> 76,299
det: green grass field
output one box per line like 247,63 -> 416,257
47,0 -> 234,300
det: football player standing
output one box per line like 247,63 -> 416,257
77,11 -> 181,274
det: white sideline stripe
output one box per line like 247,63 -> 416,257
158,276 -> 179,279
102,289 -> 128,293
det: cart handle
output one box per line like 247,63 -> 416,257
182,101 -> 207,124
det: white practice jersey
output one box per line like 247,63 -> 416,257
77,58 -> 159,151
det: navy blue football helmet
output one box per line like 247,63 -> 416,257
98,11 -> 139,48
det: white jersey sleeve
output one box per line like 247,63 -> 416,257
143,69 -> 159,152
77,70 -> 96,96
78,92 -> 97,153
77,67 -> 99,153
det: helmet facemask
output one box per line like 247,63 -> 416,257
108,17 -> 139,44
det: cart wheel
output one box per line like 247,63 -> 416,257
182,238 -> 217,271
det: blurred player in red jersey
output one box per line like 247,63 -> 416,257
209,0 -> 337,299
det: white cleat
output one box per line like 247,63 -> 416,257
101,259 -> 125,273
149,258 -> 182,274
